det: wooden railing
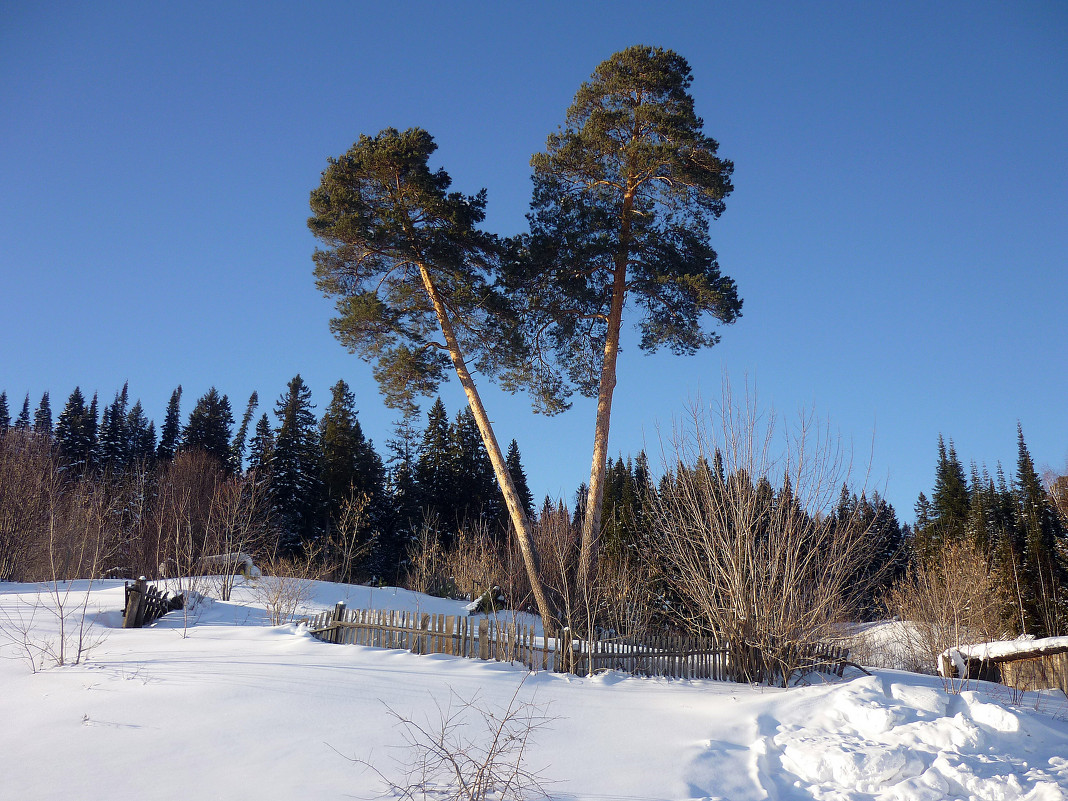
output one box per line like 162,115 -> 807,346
300,604 -> 850,683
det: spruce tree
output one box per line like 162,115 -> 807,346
414,398 -> 456,541
55,387 -> 94,471
86,393 -> 100,468
505,439 -> 535,521
931,436 -> 970,544
157,386 -> 183,462
246,413 -> 275,492
98,383 -> 130,469
320,379 -> 385,525
126,400 -> 157,465
271,375 -> 323,553
231,391 -> 259,471
451,406 -> 501,532
14,394 -> 31,431
1015,425 -> 1066,635
33,392 -> 52,437
0,391 -> 9,436
182,387 -> 234,470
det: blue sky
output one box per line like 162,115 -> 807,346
2,1 -> 1066,519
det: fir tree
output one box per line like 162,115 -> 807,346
271,375 -> 323,553
157,386 -> 183,462
85,393 -> 99,467
182,387 -> 234,470
0,391 -> 9,436
33,392 -> 52,437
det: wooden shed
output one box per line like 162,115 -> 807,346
942,637 -> 1068,696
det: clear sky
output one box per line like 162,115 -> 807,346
2,1 -> 1066,520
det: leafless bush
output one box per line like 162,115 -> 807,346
883,537 -> 1007,686
324,490 -> 375,584
355,678 -> 552,801
250,549 -> 323,625
647,381 -> 879,686
204,474 -> 272,600
406,515 -> 456,599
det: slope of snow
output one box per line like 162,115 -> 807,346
2,579 -> 1066,800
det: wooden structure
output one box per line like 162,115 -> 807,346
300,604 -> 851,683
122,578 -> 183,629
942,640 -> 1068,696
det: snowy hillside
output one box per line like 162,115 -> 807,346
1,579 -> 1067,800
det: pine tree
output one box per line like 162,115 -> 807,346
271,375 -> 323,553
85,393 -> 99,467
383,418 -> 422,578
182,387 -> 234,470
157,386 -> 183,462
14,394 -> 31,431
519,46 -> 742,598
0,391 -> 9,436
33,392 -> 52,437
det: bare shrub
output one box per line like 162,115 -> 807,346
356,678 -> 552,801
647,381 -> 879,686
250,549 -> 322,625
444,524 -> 508,604
323,490 -> 374,584
204,474 -> 272,600
406,515 -> 455,598
884,537 -> 1007,686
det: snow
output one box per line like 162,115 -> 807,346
2,579 -> 1067,800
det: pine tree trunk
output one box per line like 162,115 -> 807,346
577,189 -> 635,607
416,264 -> 557,636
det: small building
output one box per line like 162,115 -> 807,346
941,636 -> 1068,696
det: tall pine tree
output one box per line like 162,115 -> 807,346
33,392 -> 52,437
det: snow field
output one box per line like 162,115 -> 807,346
1,580 -> 1066,801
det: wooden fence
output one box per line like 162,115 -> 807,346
300,604 -> 850,683
123,578 -> 183,628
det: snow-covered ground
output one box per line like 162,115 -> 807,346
2,579 -> 1067,800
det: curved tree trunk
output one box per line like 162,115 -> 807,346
416,263 -> 557,637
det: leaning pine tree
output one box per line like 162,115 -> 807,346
515,46 -> 742,600
308,127 -> 559,631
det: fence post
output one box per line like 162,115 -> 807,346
478,619 -> 489,660
123,578 -> 146,629
331,602 -> 346,644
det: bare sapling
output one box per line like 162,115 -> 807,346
350,676 -> 552,801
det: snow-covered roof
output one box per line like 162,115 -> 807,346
940,636 -> 1068,676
